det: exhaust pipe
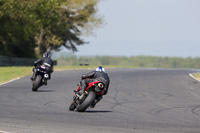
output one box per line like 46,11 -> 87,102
98,83 -> 104,88
44,74 -> 49,78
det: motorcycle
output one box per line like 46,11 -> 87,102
69,81 -> 105,112
32,63 -> 51,91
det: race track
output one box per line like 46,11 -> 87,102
1,68 -> 200,133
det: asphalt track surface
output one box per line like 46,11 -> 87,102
1,68 -> 200,133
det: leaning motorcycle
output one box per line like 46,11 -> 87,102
69,81 -> 105,112
32,63 -> 51,92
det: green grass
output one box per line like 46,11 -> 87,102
0,67 -> 32,84
0,65 -> 118,84
191,73 -> 200,80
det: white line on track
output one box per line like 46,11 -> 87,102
0,69 -> 67,87
0,77 -> 23,87
0,130 -> 12,133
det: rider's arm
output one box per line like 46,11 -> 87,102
82,70 -> 96,79
34,58 -> 42,66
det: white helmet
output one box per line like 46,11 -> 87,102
96,66 -> 105,72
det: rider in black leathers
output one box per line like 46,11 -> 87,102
31,52 -> 54,81
79,66 -> 110,108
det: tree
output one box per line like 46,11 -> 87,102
0,0 -> 103,57
0,0 -> 38,57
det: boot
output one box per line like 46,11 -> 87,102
30,74 -> 36,80
30,68 -> 37,80
44,80 -> 47,85
30,76 -> 34,80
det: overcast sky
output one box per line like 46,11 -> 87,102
75,0 -> 200,57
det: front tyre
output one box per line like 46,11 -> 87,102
69,102 -> 77,111
32,75 -> 42,91
77,91 -> 96,112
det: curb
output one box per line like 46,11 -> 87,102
189,73 -> 200,82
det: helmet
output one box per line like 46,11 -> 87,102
43,52 -> 50,57
96,66 -> 105,72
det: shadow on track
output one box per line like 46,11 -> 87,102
36,90 -> 55,92
84,110 -> 112,113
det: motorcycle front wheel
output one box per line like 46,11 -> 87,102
69,102 -> 77,111
77,91 -> 96,112
32,75 -> 42,91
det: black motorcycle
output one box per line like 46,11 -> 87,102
32,64 -> 51,91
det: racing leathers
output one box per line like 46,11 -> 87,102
79,70 -> 110,108
31,57 -> 54,80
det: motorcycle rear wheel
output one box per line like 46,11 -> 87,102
32,75 -> 42,91
77,91 -> 96,112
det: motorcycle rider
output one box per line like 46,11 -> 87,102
78,66 -> 110,108
30,52 -> 54,83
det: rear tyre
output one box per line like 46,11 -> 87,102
77,91 -> 96,112
32,75 -> 42,91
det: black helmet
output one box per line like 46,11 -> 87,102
43,52 -> 50,57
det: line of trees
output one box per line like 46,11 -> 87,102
0,0 -> 103,57
55,56 -> 200,69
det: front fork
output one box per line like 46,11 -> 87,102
73,91 -> 89,104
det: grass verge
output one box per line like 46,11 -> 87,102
191,73 -> 200,81
0,66 -> 118,84
0,67 -> 32,84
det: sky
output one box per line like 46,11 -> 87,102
65,0 -> 200,57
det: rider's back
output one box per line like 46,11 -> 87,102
41,57 -> 53,66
